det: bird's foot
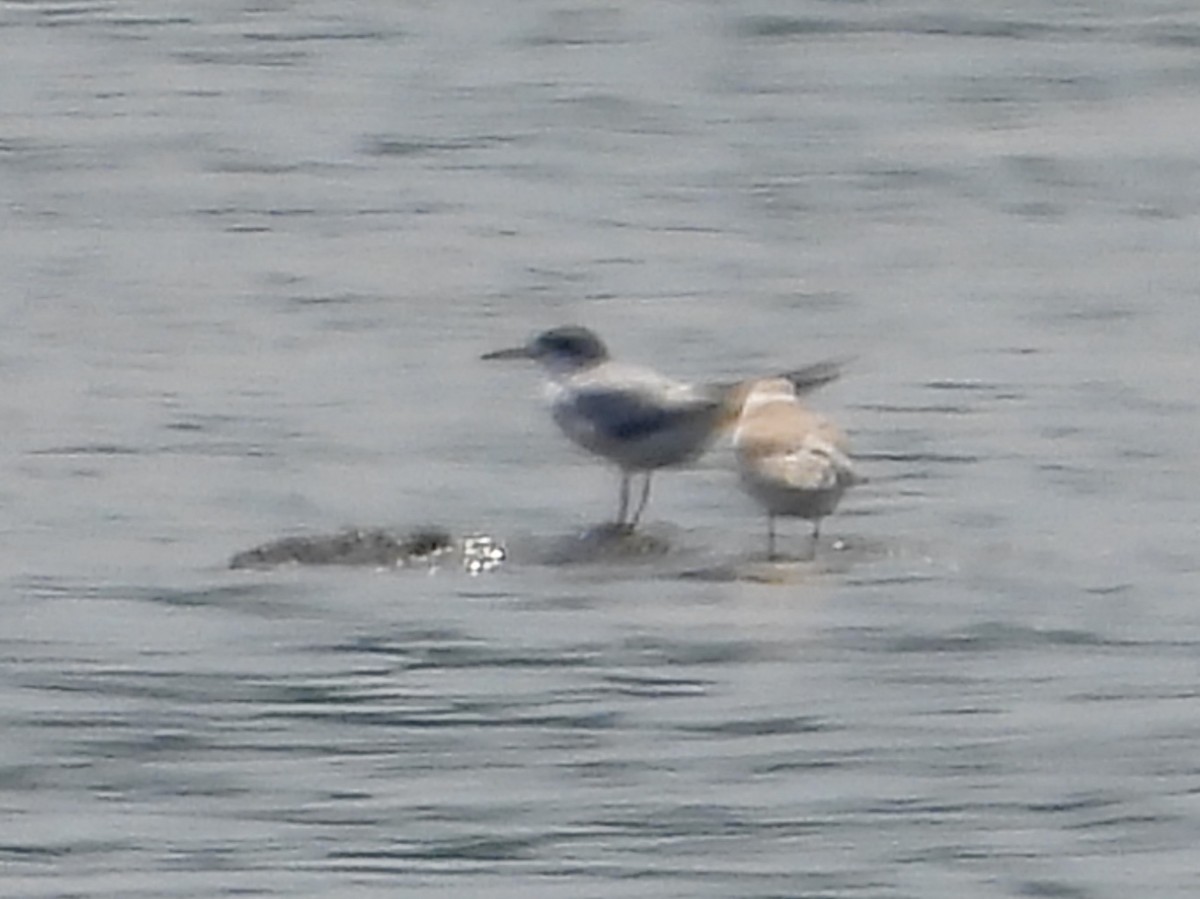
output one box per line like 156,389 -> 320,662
594,520 -> 636,539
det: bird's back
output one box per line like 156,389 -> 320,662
549,361 -> 726,471
735,399 -> 849,458
733,388 -> 858,519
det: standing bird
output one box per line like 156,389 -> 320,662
732,377 -> 861,559
483,326 -> 841,530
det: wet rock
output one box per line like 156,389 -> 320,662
531,522 -> 674,566
676,535 -> 880,582
229,527 -> 505,573
227,522 -> 877,580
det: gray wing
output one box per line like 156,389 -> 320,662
573,385 -> 721,441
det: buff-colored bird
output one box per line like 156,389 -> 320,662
732,377 -> 861,559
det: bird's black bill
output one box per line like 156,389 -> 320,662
481,346 -> 532,361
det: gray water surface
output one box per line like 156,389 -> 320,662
3,2 -> 1200,897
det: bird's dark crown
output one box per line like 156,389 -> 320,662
529,326 -> 609,364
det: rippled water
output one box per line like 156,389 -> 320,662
3,2 -> 1200,897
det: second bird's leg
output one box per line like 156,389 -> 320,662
627,472 -> 653,530
766,513 -> 777,561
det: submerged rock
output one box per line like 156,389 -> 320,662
228,521 -> 882,580
228,521 -> 683,573
229,527 -> 505,574
529,522 -> 674,566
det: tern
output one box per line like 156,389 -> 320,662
483,326 -> 842,530
732,376 -> 861,559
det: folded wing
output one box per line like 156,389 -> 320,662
573,385 -> 721,441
